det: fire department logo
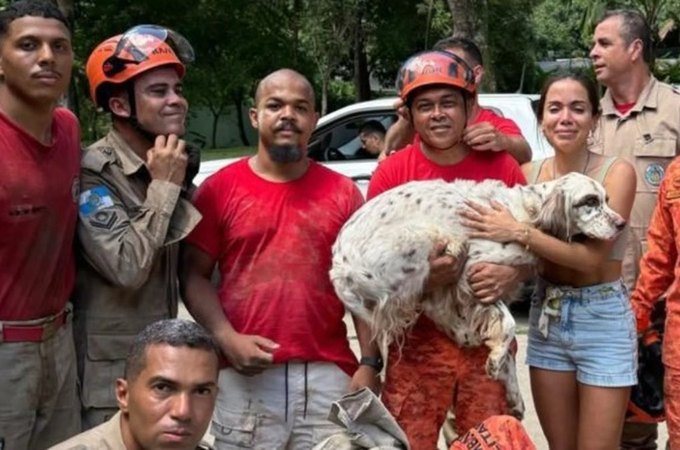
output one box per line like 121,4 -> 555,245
644,163 -> 664,187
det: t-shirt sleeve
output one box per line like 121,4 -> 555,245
186,178 -> 222,259
502,156 -> 527,187
367,161 -> 399,200
491,115 -> 522,137
348,182 -> 365,215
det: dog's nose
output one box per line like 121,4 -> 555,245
616,220 -> 626,231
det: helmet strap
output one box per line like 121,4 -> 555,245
125,82 -> 157,144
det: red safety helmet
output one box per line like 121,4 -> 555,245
396,50 -> 475,102
86,25 -> 193,110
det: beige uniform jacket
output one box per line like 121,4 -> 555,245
590,76 -> 680,288
48,411 -> 213,450
73,130 -> 201,411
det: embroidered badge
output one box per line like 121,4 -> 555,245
645,163 -> 665,187
89,210 -> 118,230
79,186 -> 114,217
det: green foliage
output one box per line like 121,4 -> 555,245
326,79 -> 357,112
533,0 -> 589,59
655,59 -> 680,83
487,0 -> 538,92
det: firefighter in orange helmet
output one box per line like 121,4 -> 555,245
73,26 -> 202,429
367,50 -> 527,450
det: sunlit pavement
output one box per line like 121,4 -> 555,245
179,303 -> 668,449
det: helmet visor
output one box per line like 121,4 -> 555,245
103,25 -> 194,77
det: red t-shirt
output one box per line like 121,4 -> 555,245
188,158 -> 364,375
473,108 -> 522,136
0,108 -> 80,320
368,142 -> 526,200
615,101 -> 636,115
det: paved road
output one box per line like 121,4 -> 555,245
180,304 -> 668,449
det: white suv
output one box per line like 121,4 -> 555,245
196,94 -> 553,191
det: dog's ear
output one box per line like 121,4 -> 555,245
534,187 -> 570,240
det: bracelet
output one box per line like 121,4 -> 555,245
522,226 -> 531,251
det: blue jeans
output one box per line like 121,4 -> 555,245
527,278 -> 637,387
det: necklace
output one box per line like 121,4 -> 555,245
552,151 -> 591,179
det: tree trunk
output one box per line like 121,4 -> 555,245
210,108 -> 220,149
233,93 -> 250,146
445,0 -> 495,91
321,76 -> 329,116
353,2 -> 371,101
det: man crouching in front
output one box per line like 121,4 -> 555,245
50,319 -> 219,450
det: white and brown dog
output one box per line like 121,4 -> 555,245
330,172 -> 625,418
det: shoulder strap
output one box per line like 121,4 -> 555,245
528,159 -> 548,184
594,156 -> 619,184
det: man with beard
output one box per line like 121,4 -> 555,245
74,26 -> 201,429
181,69 -> 380,450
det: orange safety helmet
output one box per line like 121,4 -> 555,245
86,25 -> 193,110
396,50 -> 475,102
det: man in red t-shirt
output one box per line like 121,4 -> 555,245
0,1 -> 81,449
369,50 -> 529,450
182,69 -> 379,450
382,36 -> 531,164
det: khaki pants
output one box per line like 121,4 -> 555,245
0,319 -> 80,450
212,362 -> 350,450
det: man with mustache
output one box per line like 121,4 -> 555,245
382,36 -> 532,165
73,27 -> 201,429
181,69 -> 379,449
367,50 -> 526,450
51,319 -> 219,450
0,1 -> 81,448
589,9 -> 680,449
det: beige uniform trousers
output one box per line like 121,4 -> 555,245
0,313 -> 80,450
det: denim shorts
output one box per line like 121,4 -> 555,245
526,278 -> 638,387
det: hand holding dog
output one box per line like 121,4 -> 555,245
222,333 -> 279,376
461,199 -> 523,243
423,241 -> 464,293
468,263 -> 522,304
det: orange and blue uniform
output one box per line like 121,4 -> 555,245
631,155 -> 680,447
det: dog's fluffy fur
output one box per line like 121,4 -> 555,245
330,172 -> 625,418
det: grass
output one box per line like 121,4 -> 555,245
200,147 -> 255,161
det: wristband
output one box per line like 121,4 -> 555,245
359,356 -> 384,372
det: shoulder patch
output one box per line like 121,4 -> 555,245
79,186 -> 114,217
81,146 -> 115,172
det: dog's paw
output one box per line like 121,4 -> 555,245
444,239 -> 468,260
509,394 -> 525,420
485,353 -> 506,379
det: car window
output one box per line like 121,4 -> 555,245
308,113 -> 397,162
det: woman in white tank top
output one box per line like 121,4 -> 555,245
462,73 -> 637,450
